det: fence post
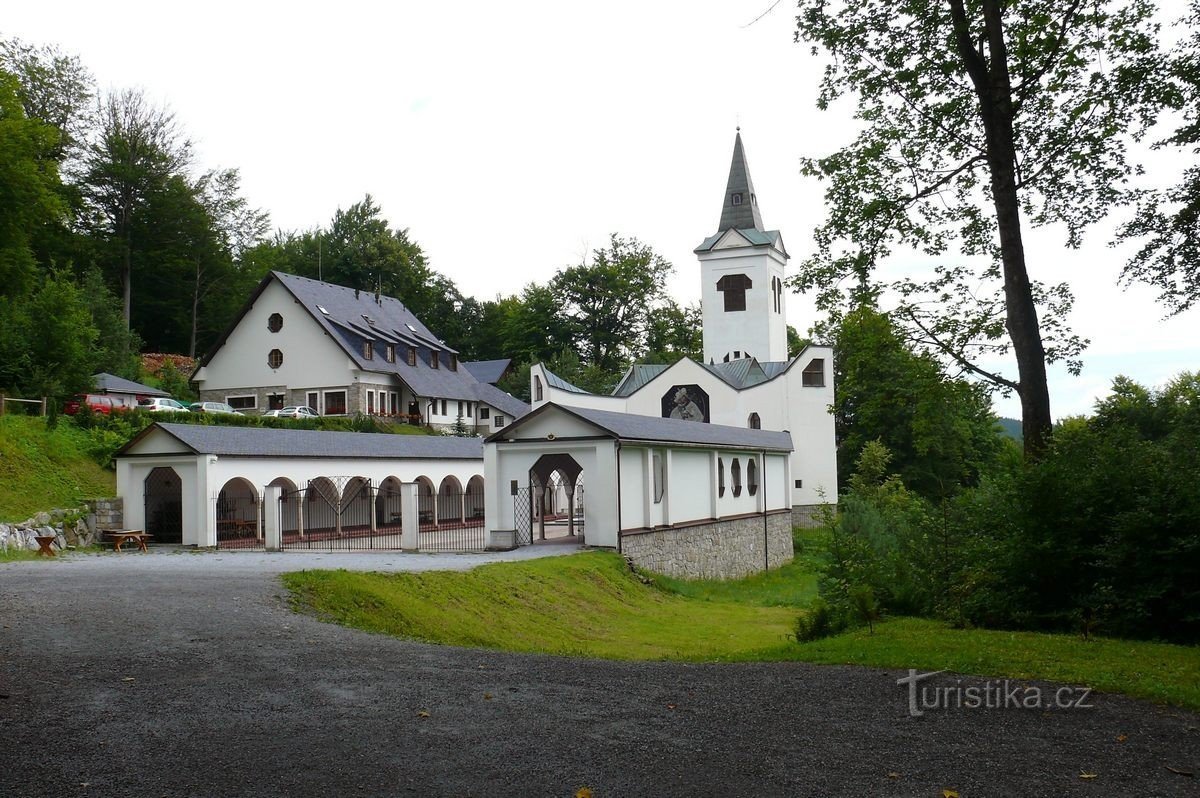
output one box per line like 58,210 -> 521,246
263,486 -> 282,552
0,394 -> 5,416
400,482 -> 419,551
40,396 -> 47,417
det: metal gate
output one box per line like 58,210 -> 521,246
272,477 -> 484,552
279,477 -> 402,551
144,467 -> 182,544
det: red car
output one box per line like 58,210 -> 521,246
64,393 -> 123,416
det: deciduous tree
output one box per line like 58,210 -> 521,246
794,0 -> 1166,456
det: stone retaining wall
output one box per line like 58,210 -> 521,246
0,498 -> 122,553
620,511 -> 793,580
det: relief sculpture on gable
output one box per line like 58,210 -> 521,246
661,384 -> 709,423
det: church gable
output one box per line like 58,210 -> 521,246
712,229 -> 755,250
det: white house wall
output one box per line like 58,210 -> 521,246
667,449 -> 711,524
698,245 -> 788,364
193,279 -> 357,409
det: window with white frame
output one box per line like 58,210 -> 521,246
479,407 -> 490,420
494,415 -> 506,428
731,458 -> 743,497
324,390 -> 347,415
718,457 -> 725,498
747,457 -> 759,496
653,453 -> 665,504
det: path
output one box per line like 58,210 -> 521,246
1,548 -> 1196,797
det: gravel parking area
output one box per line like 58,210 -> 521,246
1,547 -> 1197,797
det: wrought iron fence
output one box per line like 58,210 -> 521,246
214,494 -> 264,550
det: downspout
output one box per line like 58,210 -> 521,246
762,450 -> 769,571
616,440 -> 623,554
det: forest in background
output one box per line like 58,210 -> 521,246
0,37 -> 707,406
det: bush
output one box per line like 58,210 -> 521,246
794,598 -> 846,642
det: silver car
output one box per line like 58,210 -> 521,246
276,405 -> 319,419
188,401 -> 242,415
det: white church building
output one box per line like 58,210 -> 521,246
529,131 -> 837,522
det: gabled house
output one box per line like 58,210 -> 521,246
191,271 -> 528,432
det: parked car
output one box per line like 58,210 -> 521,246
261,408 -> 283,418
64,393 -> 123,416
137,397 -> 189,413
188,401 -> 242,415
275,405 -> 319,419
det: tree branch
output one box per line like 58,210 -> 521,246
1011,0 -> 1086,104
902,308 -> 1020,391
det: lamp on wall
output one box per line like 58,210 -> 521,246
546,433 -> 556,441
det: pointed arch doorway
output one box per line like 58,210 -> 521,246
529,453 -> 584,543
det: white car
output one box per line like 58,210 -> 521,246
261,408 -> 283,418
137,397 -> 189,413
276,405 -> 319,419
189,401 -> 242,415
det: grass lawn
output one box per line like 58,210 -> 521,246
284,545 -> 1200,712
0,416 -> 115,522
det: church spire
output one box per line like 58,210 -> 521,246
718,129 -> 764,232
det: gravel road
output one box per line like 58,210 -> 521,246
1,548 -> 1197,797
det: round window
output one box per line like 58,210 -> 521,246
267,313 -> 283,333
268,349 -> 283,369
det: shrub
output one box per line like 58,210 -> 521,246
794,598 -> 846,642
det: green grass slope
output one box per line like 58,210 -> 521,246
283,552 -> 798,660
285,549 -> 1200,710
0,416 -> 115,522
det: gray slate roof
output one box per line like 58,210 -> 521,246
490,403 -> 793,452
701,358 -> 771,389
719,131 -> 765,232
124,423 -> 484,460
472,382 -> 530,420
273,272 -> 483,401
463,359 -> 511,385
94,372 -> 168,397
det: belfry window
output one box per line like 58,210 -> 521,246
731,192 -> 743,206
717,273 -> 752,313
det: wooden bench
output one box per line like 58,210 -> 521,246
105,529 -> 151,553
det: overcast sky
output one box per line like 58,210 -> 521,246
7,1 -> 1198,419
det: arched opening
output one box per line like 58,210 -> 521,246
414,476 -> 436,527
341,477 -> 373,532
269,477 -> 299,535
437,475 -> 464,526
216,477 -> 260,546
529,453 -> 584,543
465,475 -> 485,526
376,476 -> 404,530
534,375 -> 543,402
144,467 -> 182,544
748,412 -> 761,429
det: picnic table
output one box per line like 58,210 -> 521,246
105,529 -> 151,552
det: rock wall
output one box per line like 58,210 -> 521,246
620,511 -> 793,580
791,503 -> 831,529
0,498 -> 122,553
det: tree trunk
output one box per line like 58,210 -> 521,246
951,0 -> 1054,457
189,258 -> 201,359
121,233 -> 132,331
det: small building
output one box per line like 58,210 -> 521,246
93,372 -> 169,409
190,271 -> 528,432
484,403 -> 795,579
116,423 -> 484,549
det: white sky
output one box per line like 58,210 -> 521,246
7,0 -> 1199,419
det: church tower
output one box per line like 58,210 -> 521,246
694,130 -> 789,364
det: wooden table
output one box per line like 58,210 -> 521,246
105,529 -> 150,552
34,535 -> 56,557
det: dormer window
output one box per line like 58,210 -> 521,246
731,192 -> 743,206
317,305 -> 329,315
385,344 -> 395,363
363,341 -> 374,359
449,353 -> 458,371
362,314 -> 375,326
431,350 -> 439,369
407,346 -> 417,366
